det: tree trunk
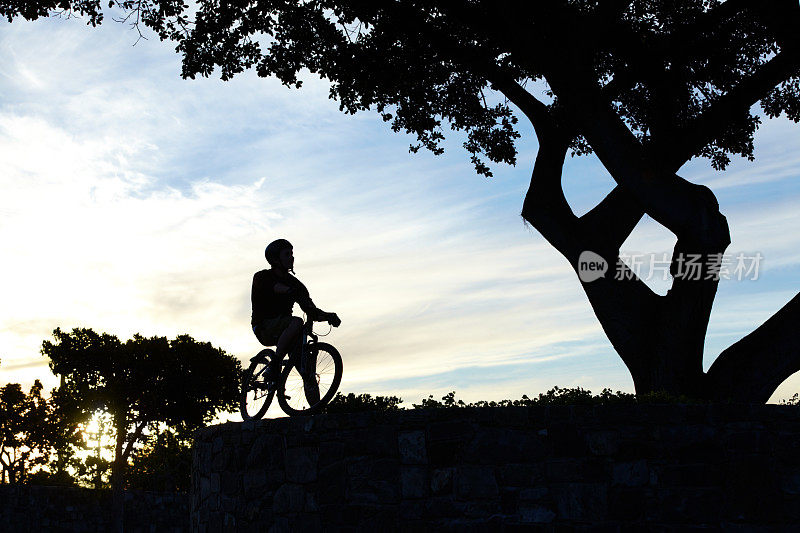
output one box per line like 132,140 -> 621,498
521,142 -> 723,397
706,292 -> 800,402
112,421 -> 126,533
0,451 -> 8,484
531,58 -> 748,397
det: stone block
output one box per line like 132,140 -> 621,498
773,429 -> 800,459
399,431 -> 428,465
272,484 -> 305,514
347,457 -> 398,480
780,470 -> 800,495
267,466 -> 286,487
607,487 -> 647,521
212,449 -> 232,472
427,419 -> 474,443
399,500 -> 425,521
285,447 -> 318,484
518,505 -> 556,523
293,513 -> 322,531
200,476 -> 212,501
401,466 -> 428,499
317,462 -> 346,505
222,512 -> 236,533
455,499 -> 504,519
340,427 -> 395,457
430,467 -> 455,495
220,495 -> 238,513
585,430 -> 620,456
304,492 -> 319,512
247,434 -> 284,468
547,421 -> 586,457
518,487 -> 548,502
220,471 -> 242,495
657,424 -> 721,461
268,516 -> 289,533
648,487 -> 723,524
546,458 -> 605,482
656,462 -> 724,487
355,504 -> 400,531
551,483 -> 608,521
318,440 -> 345,468
497,463 -> 545,487
462,428 -> 547,465
427,439 -> 462,466
223,431 -> 241,447
455,465 -> 499,500
243,469 -> 267,494
347,458 -> 400,504
611,460 -> 648,487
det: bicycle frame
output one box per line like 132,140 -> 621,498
284,320 -> 319,374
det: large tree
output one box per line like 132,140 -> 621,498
7,1 -> 800,401
42,328 -> 241,530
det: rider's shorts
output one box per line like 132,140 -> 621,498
253,315 -> 294,346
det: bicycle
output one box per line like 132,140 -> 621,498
240,319 -> 343,419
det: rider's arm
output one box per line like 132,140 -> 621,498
284,280 -> 340,326
296,289 -> 324,321
292,282 -> 333,322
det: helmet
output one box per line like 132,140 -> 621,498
265,239 -> 292,270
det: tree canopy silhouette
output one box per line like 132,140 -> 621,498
6,1 -> 800,401
0,379 -> 53,484
42,327 -> 241,528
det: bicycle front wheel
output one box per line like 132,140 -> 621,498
240,349 -> 276,420
277,342 -> 342,416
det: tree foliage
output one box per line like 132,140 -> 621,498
5,0 -> 795,175
41,327 -> 241,494
323,392 -> 403,413
43,328 -> 242,435
0,380 -> 60,484
411,386 -> 720,409
126,428 -> 192,492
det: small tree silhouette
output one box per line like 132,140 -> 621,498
42,327 -> 241,530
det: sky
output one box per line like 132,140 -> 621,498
1,15 -> 799,418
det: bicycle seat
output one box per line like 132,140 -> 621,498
251,348 -> 275,362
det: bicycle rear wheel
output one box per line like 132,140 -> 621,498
240,349 -> 276,420
277,342 -> 342,416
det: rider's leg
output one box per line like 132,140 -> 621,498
272,317 -> 302,377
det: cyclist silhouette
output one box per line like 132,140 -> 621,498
251,239 -> 341,403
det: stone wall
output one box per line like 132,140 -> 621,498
0,485 -> 189,532
192,405 -> 800,531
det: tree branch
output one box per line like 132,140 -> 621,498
489,75 -> 562,141
520,137 -> 581,260
600,0 -> 756,102
706,292 -> 800,402
579,185 -> 645,257
663,48 -> 800,170
543,61 -> 732,252
122,421 -> 147,462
